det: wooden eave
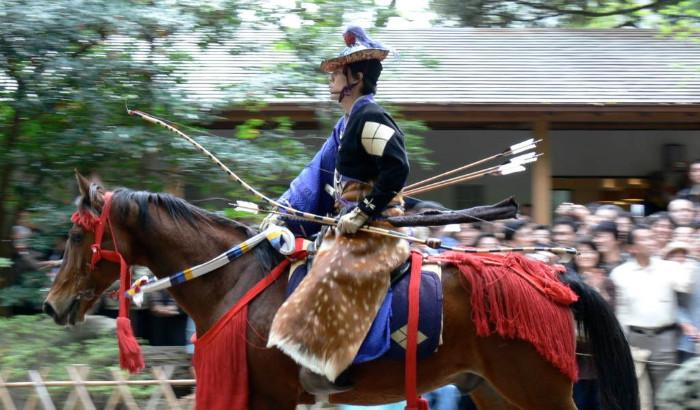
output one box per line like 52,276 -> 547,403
214,102 -> 700,130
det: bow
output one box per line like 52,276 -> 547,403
127,109 -> 576,255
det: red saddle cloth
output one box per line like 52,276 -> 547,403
430,251 -> 579,382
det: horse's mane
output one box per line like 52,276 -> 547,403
111,188 -> 283,272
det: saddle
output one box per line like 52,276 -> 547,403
286,248 -> 445,363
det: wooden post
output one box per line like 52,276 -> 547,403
532,120 -> 552,225
64,366 -> 95,410
0,370 -> 17,410
105,369 -> 139,410
27,370 -> 55,410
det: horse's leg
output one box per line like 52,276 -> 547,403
473,335 -> 577,410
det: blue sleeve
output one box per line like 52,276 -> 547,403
278,118 -> 343,236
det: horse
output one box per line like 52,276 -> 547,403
44,172 -> 639,409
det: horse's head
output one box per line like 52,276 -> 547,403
44,171 -> 122,325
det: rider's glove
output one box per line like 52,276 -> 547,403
336,207 -> 369,235
260,212 -> 282,231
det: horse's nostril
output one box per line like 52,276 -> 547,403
43,301 -> 56,319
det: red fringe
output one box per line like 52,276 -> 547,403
116,317 -> 145,374
193,305 -> 248,410
189,254 -> 297,410
432,252 -> 579,382
71,210 -> 99,232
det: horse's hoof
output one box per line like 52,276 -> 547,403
299,367 -> 353,395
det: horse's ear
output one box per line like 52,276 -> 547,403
88,182 -> 106,211
75,170 -> 91,199
74,170 -> 105,212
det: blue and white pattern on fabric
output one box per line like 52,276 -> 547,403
126,227 -> 295,306
286,256 -> 443,363
278,95 -> 376,237
385,266 -> 443,360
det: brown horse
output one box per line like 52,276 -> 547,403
44,173 -> 638,409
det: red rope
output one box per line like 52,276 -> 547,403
404,251 -> 429,410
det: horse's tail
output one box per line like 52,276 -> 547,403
560,271 -> 640,410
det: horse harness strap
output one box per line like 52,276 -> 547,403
126,225 -> 297,306
74,191 -> 145,373
82,192 -> 130,312
405,250 -> 430,410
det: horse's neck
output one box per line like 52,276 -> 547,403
131,218 -> 272,335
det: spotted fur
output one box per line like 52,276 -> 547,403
267,229 -> 410,381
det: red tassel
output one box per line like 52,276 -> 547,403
116,316 -> 145,373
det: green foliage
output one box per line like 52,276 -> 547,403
429,0 -> 700,34
0,270 -> 49,309
0,315 -> 154,400
386,105 -> 435,169
0,258 -> 10,268
0,0 -> 312,256
0,0 -> 437,269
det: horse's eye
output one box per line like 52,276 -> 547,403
70,232 -> 84,244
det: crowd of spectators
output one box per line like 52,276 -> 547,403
346,160 -> 700,409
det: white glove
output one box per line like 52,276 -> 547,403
260,212 -> 282,231
336,207 -> 369,235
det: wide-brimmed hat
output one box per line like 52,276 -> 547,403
320,26 -> 390,73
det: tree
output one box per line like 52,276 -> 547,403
243,1 -> 434,166
0,0 -> 434,264
0,0 -> 313,258
429,0 -> 700,31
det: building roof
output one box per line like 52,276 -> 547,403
181,28 -> 700,107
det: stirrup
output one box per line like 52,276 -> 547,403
299,367 -> 353,395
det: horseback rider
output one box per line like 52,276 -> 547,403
263,25 -> 409,236
265,26 -> 411,394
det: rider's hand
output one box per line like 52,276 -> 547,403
336,207 -> 369,235
260,212 -> 281,231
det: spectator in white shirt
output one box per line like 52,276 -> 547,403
610,226 -> 685,407
673,225 -> 697,244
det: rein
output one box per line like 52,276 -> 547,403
125,226 -> 296,306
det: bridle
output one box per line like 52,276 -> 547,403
71,191 -> 128,275
70,190 -> 144,372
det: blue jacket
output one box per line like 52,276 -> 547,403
278,116 -> 343,237
278,95 -> 381,237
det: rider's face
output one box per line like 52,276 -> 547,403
328,68 -> 348,97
